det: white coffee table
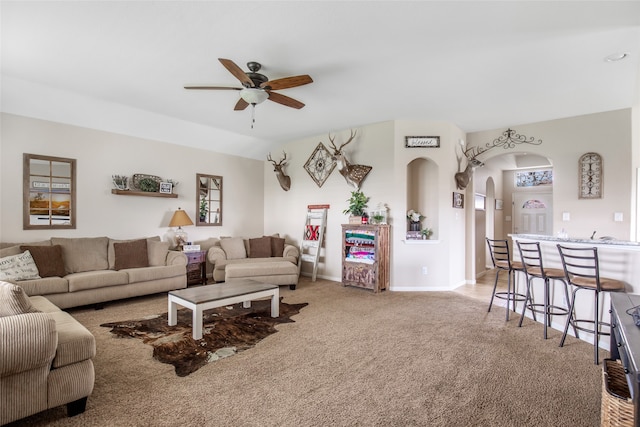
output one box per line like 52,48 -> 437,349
168,279 -> 279,340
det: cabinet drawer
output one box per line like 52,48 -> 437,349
185,251 -> 206,263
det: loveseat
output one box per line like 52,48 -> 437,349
0,282 -> 96,425
207,235 -> 300,288
0,236 -> 187,309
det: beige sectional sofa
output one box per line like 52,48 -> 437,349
0,236 -> 187,309
0,282 -> 96,425
207,235 -> 300,288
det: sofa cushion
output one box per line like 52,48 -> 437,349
52,237 -> 109,273
147,240 -> 170,266
0,281 -> 41,317
0,251 -> 41,281
20,245 -> 66,278
270,236 -> 286,257
125,265 -> 186,283
114,239 -> 149,271
249,236 -> 272,258
220,237 -> 247,260
45,310 -> 96,368
66,270 -> 130,292
11,276 -> 69,296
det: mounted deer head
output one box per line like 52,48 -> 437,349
454,145 -> 484,190
267,151 -> 291,191
328,129 -> 372,189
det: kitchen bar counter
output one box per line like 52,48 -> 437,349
508,234 -> 640,350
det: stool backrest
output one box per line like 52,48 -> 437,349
556,244 -> 601,290
516,241 -> 545,275
486,238 -> 513,271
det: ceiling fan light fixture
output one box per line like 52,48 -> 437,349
240,88 -> 269,105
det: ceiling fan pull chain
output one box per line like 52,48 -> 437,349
251,103 -> 256,128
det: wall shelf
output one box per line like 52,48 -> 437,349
111,189 -> 178,198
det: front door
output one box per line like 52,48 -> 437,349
512,192 -> 553,235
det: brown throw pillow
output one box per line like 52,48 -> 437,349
270,236 -> 286,257
249,236 -> 272,258
114,239 -> 149,271
20,245 -> 66,277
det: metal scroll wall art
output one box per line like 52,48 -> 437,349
455,128 -> 543,190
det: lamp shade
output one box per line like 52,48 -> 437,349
169,208 -> 193,228
240,87 -> 269,105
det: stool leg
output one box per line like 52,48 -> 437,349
488,269 -> 501,313
593,290 -> 600,365
561,279 -> 579,338
505,269 -> 513,321
560,287 -> 579,348
518,276 -> 533,327
543,277 -> 549,339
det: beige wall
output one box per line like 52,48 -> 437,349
468,109 -> 634,243
0,113 -> 265,244
2,107 -> 638,290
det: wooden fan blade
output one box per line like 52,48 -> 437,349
218,58 -> 254,87
184,85 -> 241,90
260,75 -> 313,90
268,91 -> 305,109
234,98 -> 249,111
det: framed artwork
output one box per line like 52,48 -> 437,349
304,142 -> 336,188
405,136 -> 440,148
578,152 -> 603,199
453,192 -> 464,209
159,182 -> 173,194
495,199 -> 503,210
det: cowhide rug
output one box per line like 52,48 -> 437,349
100,298 -> 307,377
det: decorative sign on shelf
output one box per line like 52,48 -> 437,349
405,136 -> 440,148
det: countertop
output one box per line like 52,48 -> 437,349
509,233 -> 640,247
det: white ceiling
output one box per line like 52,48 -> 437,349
2,1 -> 640,160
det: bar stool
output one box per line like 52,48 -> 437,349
486,238 -> 527,321
516,241 -> 573,339
556,244 -> 626,365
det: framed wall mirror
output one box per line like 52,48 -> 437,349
23,153 -> 77,230
196,173 -> 222,226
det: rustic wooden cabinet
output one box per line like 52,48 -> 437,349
341,224 -> 390,293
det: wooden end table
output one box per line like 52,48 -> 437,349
184,250 -> 207,286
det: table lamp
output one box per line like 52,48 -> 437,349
169,207 -> 193,250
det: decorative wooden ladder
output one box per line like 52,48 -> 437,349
299,204 -> 328,282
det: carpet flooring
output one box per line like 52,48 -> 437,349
8,277 -> 604,426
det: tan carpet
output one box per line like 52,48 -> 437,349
9,277 -> 603,426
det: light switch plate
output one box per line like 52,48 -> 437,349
562,212 -> 570,221
614,212 -> 623,222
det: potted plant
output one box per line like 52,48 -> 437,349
343,190 -> 369,224
407,209 -> 425,231
421,228 -> 433,239
199,196 -> 208,222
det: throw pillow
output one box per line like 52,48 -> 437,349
305,225 -> 320,241
114,239 -> 149,271
220,237 -> 247,260
270,236 -> 286,257
0,282 -> 40,317
249,236 -> 272,258
20,245 -> 66,278
147,240 -> 170,266
0,251 -> 41,281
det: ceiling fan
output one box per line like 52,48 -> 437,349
184,58 -> 313,113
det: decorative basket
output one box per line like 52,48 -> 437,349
349,216 -> 362,224
601,359 -> 634,427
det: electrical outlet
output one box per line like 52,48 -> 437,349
422,266 -> 428,275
